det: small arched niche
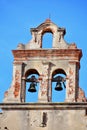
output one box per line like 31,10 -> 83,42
52,69 -> 66,102
25,69 -> 40,102
42,29 -> 53,48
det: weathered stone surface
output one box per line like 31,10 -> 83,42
1,20 -> 87,130
0,103 -> 87,130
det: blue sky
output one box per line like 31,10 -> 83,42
0,0 -> 87,102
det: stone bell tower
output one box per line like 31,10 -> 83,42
0,19 -> 87,130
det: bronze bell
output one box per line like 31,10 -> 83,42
55,82 -> 63,91
28,82 -> 36,92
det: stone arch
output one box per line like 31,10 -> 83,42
37,19 -> 57,34
25,19 -> 66,49
51,68 -> 66,102
25,69 -> 40,78
36,19 -> 58,48
21,69 -> 40,102
40,25 -> 54,48
52,68 -> 66,78
42,32 -> 53,48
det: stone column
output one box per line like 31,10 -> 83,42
3,61 -> 23,102
48,78 -> 52,102
21,77 -> 26,102
66,61 -> 79,102
12,61 -> 23,102
38,61 -> 51,102
21,63 -> 26,102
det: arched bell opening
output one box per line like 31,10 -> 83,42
52,69 -> 66,102
25,69 -> 40,102
41,29 -> 53,48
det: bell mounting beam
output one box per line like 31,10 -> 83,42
52,76 -> 66,82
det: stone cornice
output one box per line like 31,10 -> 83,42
12,49 -> 82,61
0,102 -> 87,110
